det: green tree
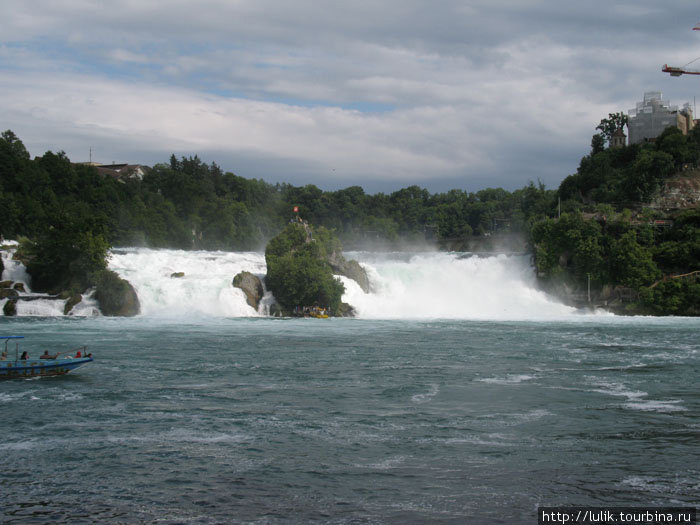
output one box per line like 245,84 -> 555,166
608,230 -> 660,289
596,112 -> 628,146
591,133 -> 606,155
623,149 -> 674,202
265,223 -> 345,315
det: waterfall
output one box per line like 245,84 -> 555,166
108,248 -> 268,317
340,252 -> 576,319
2,245 -> 577,319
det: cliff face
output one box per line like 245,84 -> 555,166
649,170 -> 700,210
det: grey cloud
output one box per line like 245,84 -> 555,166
1,0 -> 699,193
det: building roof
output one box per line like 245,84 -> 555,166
95,164 -> 147,181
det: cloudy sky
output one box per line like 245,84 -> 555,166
1,1 -> 699,193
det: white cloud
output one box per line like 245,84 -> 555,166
107,48 -> 151,64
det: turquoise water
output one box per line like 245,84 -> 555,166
1,316 -> 699,524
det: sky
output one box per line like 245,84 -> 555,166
1,1 -> 699,194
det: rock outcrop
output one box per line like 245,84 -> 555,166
649,170 -> 700,210
232,271 -> 264,310
3,299 -> 17,316
0,287 -> 19,300
94,270 -> 140,316
268,302 -> 285,317
336,302 -> 356,317
63,293 -> 83,315
328,253 -> 370,293
265,222 -> 351,316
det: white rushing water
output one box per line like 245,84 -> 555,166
2,245 -> 579,319
108,248 -> 269,317
104,247 -> 577,320
341,251 -> 576,319
1,244 -> 99,317
1,243 -> 31,288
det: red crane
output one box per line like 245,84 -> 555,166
662,64 -> 700,76
662,23 -> 700,76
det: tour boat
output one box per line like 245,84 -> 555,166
309,306 -> 329,318
0,336 -> 93,379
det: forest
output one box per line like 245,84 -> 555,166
1,120 -> 699,314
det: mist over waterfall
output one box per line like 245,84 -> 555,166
107,248 -> 575,320
340,252 -> 576,319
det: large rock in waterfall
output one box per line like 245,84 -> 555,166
0,287 -> 19,300
232,271 -> 264,310
3,298 -> 17,316
327,252 -> 370,293
264,221 -> 367,317
94,270 -> 141,316
63,293 -> 83,315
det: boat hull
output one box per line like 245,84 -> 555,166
0,357 -> 93,379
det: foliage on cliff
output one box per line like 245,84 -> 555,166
264,222 -> 346,315
558,126 -> 700,209
532,116 -> 700,315
531,207 -> 700,315
531,211 -> 660,290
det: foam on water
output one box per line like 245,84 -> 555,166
411,383 -> 439,403
68,289 -> 101,316
478,374 -> 536,385
585,377 -> 688,412
15,298 -> 67,316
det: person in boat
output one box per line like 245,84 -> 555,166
76,350 -> 81,358
20,351 -> 28,360
0,351 -> 6,360
40,350 -> 57,359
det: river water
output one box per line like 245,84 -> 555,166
1,249 -> 698,523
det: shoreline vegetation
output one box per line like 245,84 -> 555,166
1,122 -> 698,317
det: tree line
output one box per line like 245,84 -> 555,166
0,129 -> 556,257
2,122 -> 699,314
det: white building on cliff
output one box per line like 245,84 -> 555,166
627,91 -> 694,145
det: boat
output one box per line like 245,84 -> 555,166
309,306 -> 329,318
0,336 -> 94,379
